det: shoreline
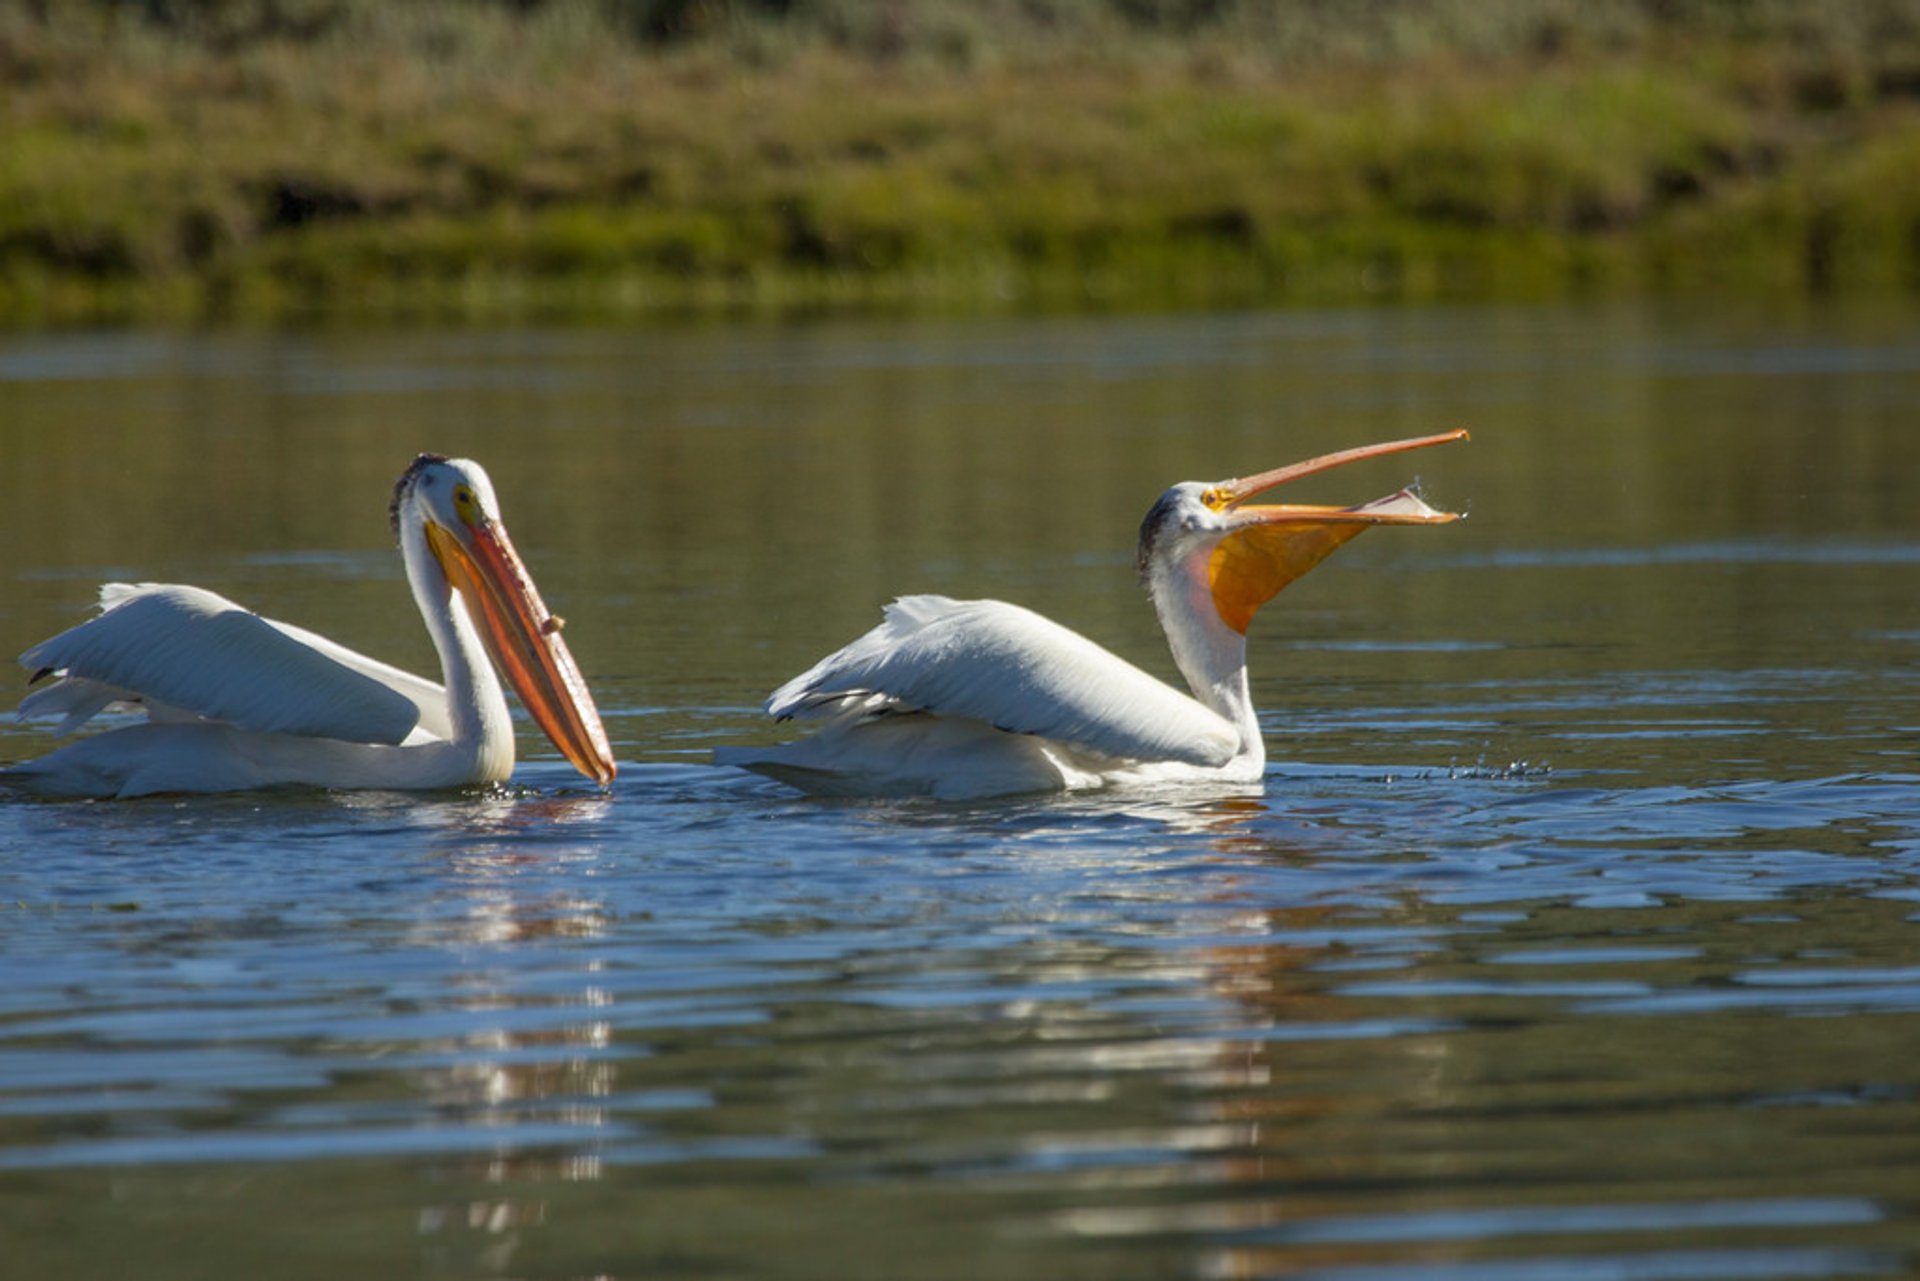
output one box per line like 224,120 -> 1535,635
5,5 -> 1920,326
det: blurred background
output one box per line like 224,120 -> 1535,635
5,0 -> 1920,324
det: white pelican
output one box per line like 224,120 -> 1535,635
717,430 -> 1467,800
6,454 -> 617,798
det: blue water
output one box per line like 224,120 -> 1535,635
2,303 -> 1920,1278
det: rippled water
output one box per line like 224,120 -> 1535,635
3,302 -> 1920,1278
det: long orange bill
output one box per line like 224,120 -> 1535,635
1209,428 -> 1470,507
427,518 -> 618,784
1206,429 -> 1469,634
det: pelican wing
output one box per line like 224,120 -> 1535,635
19,583 -> 449,744
767,595 -> 1239,767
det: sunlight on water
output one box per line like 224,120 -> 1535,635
1,301 -> 1919,1278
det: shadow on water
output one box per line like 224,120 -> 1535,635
2,301 -> 1920,1277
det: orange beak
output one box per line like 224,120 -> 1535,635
426,517 -> 618,785
1204,429 -> 1468,634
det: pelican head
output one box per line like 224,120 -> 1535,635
1138,429 -> 1469,639
391,454 -> 618,785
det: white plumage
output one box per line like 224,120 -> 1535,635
766,596 -> 1240,765
718,431 -> 1468,800
6,456 -> 615,799
21,583 -> 448,744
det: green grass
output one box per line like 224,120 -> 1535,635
4,0 -> 1920,324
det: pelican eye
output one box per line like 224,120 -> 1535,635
453,485 -> 479,521
1201,486 -> 1230,511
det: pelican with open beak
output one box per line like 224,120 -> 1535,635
716,430 -> 1467,800
7,454 -> 617,798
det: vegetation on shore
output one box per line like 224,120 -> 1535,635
5,0 -> 1920,324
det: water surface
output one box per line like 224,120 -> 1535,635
2,302 -> 1920,1278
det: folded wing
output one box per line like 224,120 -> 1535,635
768,595 -> 1238,767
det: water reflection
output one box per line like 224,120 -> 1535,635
4,769 -> 1920,1277
391,789 -> 625,1247
5,304 -> 1920,1278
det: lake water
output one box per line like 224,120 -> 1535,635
2,301 -> 1919,1278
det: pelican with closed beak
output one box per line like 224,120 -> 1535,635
8,454 -> 617,797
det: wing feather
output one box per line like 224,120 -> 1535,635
767,595 -> 1237,767
18,675 -> 145,735
18,583 -> 446,744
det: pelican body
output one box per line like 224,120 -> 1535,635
717,431 -> 1467,800
7,455 -> 616,798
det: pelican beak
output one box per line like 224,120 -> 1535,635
425,517 -> 618,785
1204,429 -> 1468,634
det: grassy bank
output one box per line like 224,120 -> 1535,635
5,0 -> 1920,324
